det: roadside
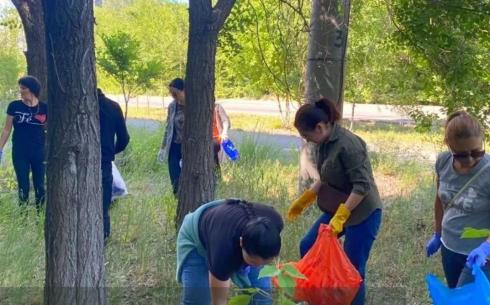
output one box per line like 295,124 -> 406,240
107,94 -> 446,123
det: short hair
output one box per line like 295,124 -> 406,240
169,78 -> 185,91
18,76 -> 42,98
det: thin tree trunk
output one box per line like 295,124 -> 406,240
299,0 -> 351,191
43,1 -> 105,304
12,0 -> 48,102
175,0 -> 236,227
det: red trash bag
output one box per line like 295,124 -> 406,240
281,224 -> 362,305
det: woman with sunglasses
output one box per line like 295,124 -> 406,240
426,110 -> 490,287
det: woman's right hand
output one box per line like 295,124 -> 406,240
287,189 -> 317,221
426,233 -> 442,257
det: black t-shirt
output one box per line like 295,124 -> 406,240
7,100 -> 47,149
198,200 -> 284,281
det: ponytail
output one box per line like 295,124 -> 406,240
294,98 -> 341,132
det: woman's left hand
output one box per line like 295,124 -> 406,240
466,241 -> 490,268
329,203 -> 351,235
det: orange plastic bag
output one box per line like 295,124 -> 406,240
279,224 -> 362,305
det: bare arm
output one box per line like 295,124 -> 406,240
308,179 -> 322,194
344,192 -> 366,211
0,115 -> 13,150
209,272 -> 230,305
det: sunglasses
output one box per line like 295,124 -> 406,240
452,149 -> 486,160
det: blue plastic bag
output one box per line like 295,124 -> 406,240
426,265 -> 490,305
221,139 -> 239,161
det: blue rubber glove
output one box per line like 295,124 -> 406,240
466,241 -> 490,268
426,233 -> 442,257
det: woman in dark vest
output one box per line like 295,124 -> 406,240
176,199 -> 283,305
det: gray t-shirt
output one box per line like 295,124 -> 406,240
436,151 -> 490,255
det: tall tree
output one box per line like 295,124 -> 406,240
11,0 -> 48,101
299,0 -> 351,190
175,0 -> 236,226
43,1 -> 105,305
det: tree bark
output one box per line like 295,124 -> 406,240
299,0 -> 351,190
43,1 -> 105,305
11,0 -> 48,102
175,0 -> 236,227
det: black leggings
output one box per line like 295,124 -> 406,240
12,147 -> 45,208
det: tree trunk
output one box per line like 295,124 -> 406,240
11,0 -> 48,102
299,0 -> 351,190
43,1 -> 105,305
175,0 -> 236,227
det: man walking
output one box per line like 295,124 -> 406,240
98,88 -> 130,243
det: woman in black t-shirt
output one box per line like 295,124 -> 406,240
0,76 -> 47,208
177,199 -> 284,305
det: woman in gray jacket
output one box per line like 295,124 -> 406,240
158,78 -> 186,195
158,78 -> 230,195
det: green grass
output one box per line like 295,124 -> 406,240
0,119 -> 446,304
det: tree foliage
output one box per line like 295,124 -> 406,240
217,0 -> 309,102
0,9 -> 25,101
95,0 -> 188,94
97,31 -> 164,119
2,0 -> 488,112
389,0 -> 490,120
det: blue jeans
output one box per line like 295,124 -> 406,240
180,250 -> 272,305
299,209 -> 382,305
441,244 -> 490,288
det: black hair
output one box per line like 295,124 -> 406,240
294,98 -> 341,132
169,78 -> 185,91
18,75 -> 42,98
242,217 -> 281,259
226,199 -> 282,259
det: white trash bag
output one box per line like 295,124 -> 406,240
112,161 -> 128,201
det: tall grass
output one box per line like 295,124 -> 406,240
0,122 -> 444,304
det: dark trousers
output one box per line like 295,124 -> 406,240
168,141 -> 221,195
12,146 -> 45,208
101,161 -> 113,239
168,142 -> 182,195
441,244 -> 490,288
299,209 -> 382,305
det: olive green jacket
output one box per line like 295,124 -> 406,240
316,123 -> 382,226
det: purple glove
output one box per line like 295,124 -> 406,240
426,233 -> 442,257
466,241 -> 490,268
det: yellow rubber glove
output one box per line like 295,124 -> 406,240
329,203 -> 351,235
287,189 -> 317,221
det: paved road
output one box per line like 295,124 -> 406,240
108,94 -> 445,123
127,118 -> 303,153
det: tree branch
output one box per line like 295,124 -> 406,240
212,0 -> 237,30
